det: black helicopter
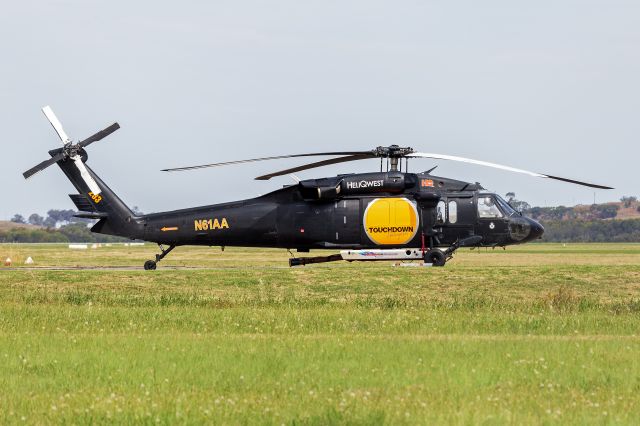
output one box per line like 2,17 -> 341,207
23,107 -> 613,269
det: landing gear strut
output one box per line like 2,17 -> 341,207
144,244 -> 176,270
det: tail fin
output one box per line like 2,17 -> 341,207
57,153 -> 143,238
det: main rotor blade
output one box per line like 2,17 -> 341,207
22,152 -> 66,179
542,175 -> 614,190
77,123 -> 120,148
255,154 -> 373,180
407,152 -> 613,189
42,106 -> 71,144
161,151 -> 373,172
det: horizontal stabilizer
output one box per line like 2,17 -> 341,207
69,194 -> 96,212
74,212 -> 108,219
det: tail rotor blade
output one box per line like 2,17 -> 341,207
22,152 -> 66,179
42,106 -> 71,144
72,156 -> 102,194
77,122 -> 120,148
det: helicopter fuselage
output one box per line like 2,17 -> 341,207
138,171 -> 544,250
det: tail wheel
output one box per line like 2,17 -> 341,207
425,249 -> 446,267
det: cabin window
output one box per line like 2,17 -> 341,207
448,200 -> 458,224
436,201 -> 446,224
478,196 -> 503,218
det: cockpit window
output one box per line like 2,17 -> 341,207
495,195 -> 517,217
478,196 -> 503,218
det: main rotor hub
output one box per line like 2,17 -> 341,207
373,145 -> 414,158
372,145 -> 414,171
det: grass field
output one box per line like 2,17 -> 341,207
1,243 -> 640,424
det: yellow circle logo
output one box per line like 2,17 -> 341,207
363,198 -> 418,245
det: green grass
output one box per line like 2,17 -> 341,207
1,243 -> 640,424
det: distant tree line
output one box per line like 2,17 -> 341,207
505,194 -> 637,221
539,219 -> 640,243
3,208 -> 143,243
0,223 -> 128,243
505,193 -> 640,242
527,204 -> 620,221
620,196 -> 638,208
11,209 -> 86,227
11,207 -> 142,227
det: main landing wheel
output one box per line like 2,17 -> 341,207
144,260 -> 157,271
425,249 -> 446,267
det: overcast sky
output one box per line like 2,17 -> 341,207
1,0 -> 638,219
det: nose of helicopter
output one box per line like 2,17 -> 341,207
508,216 -> 545,244
527,218 -> 544,241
